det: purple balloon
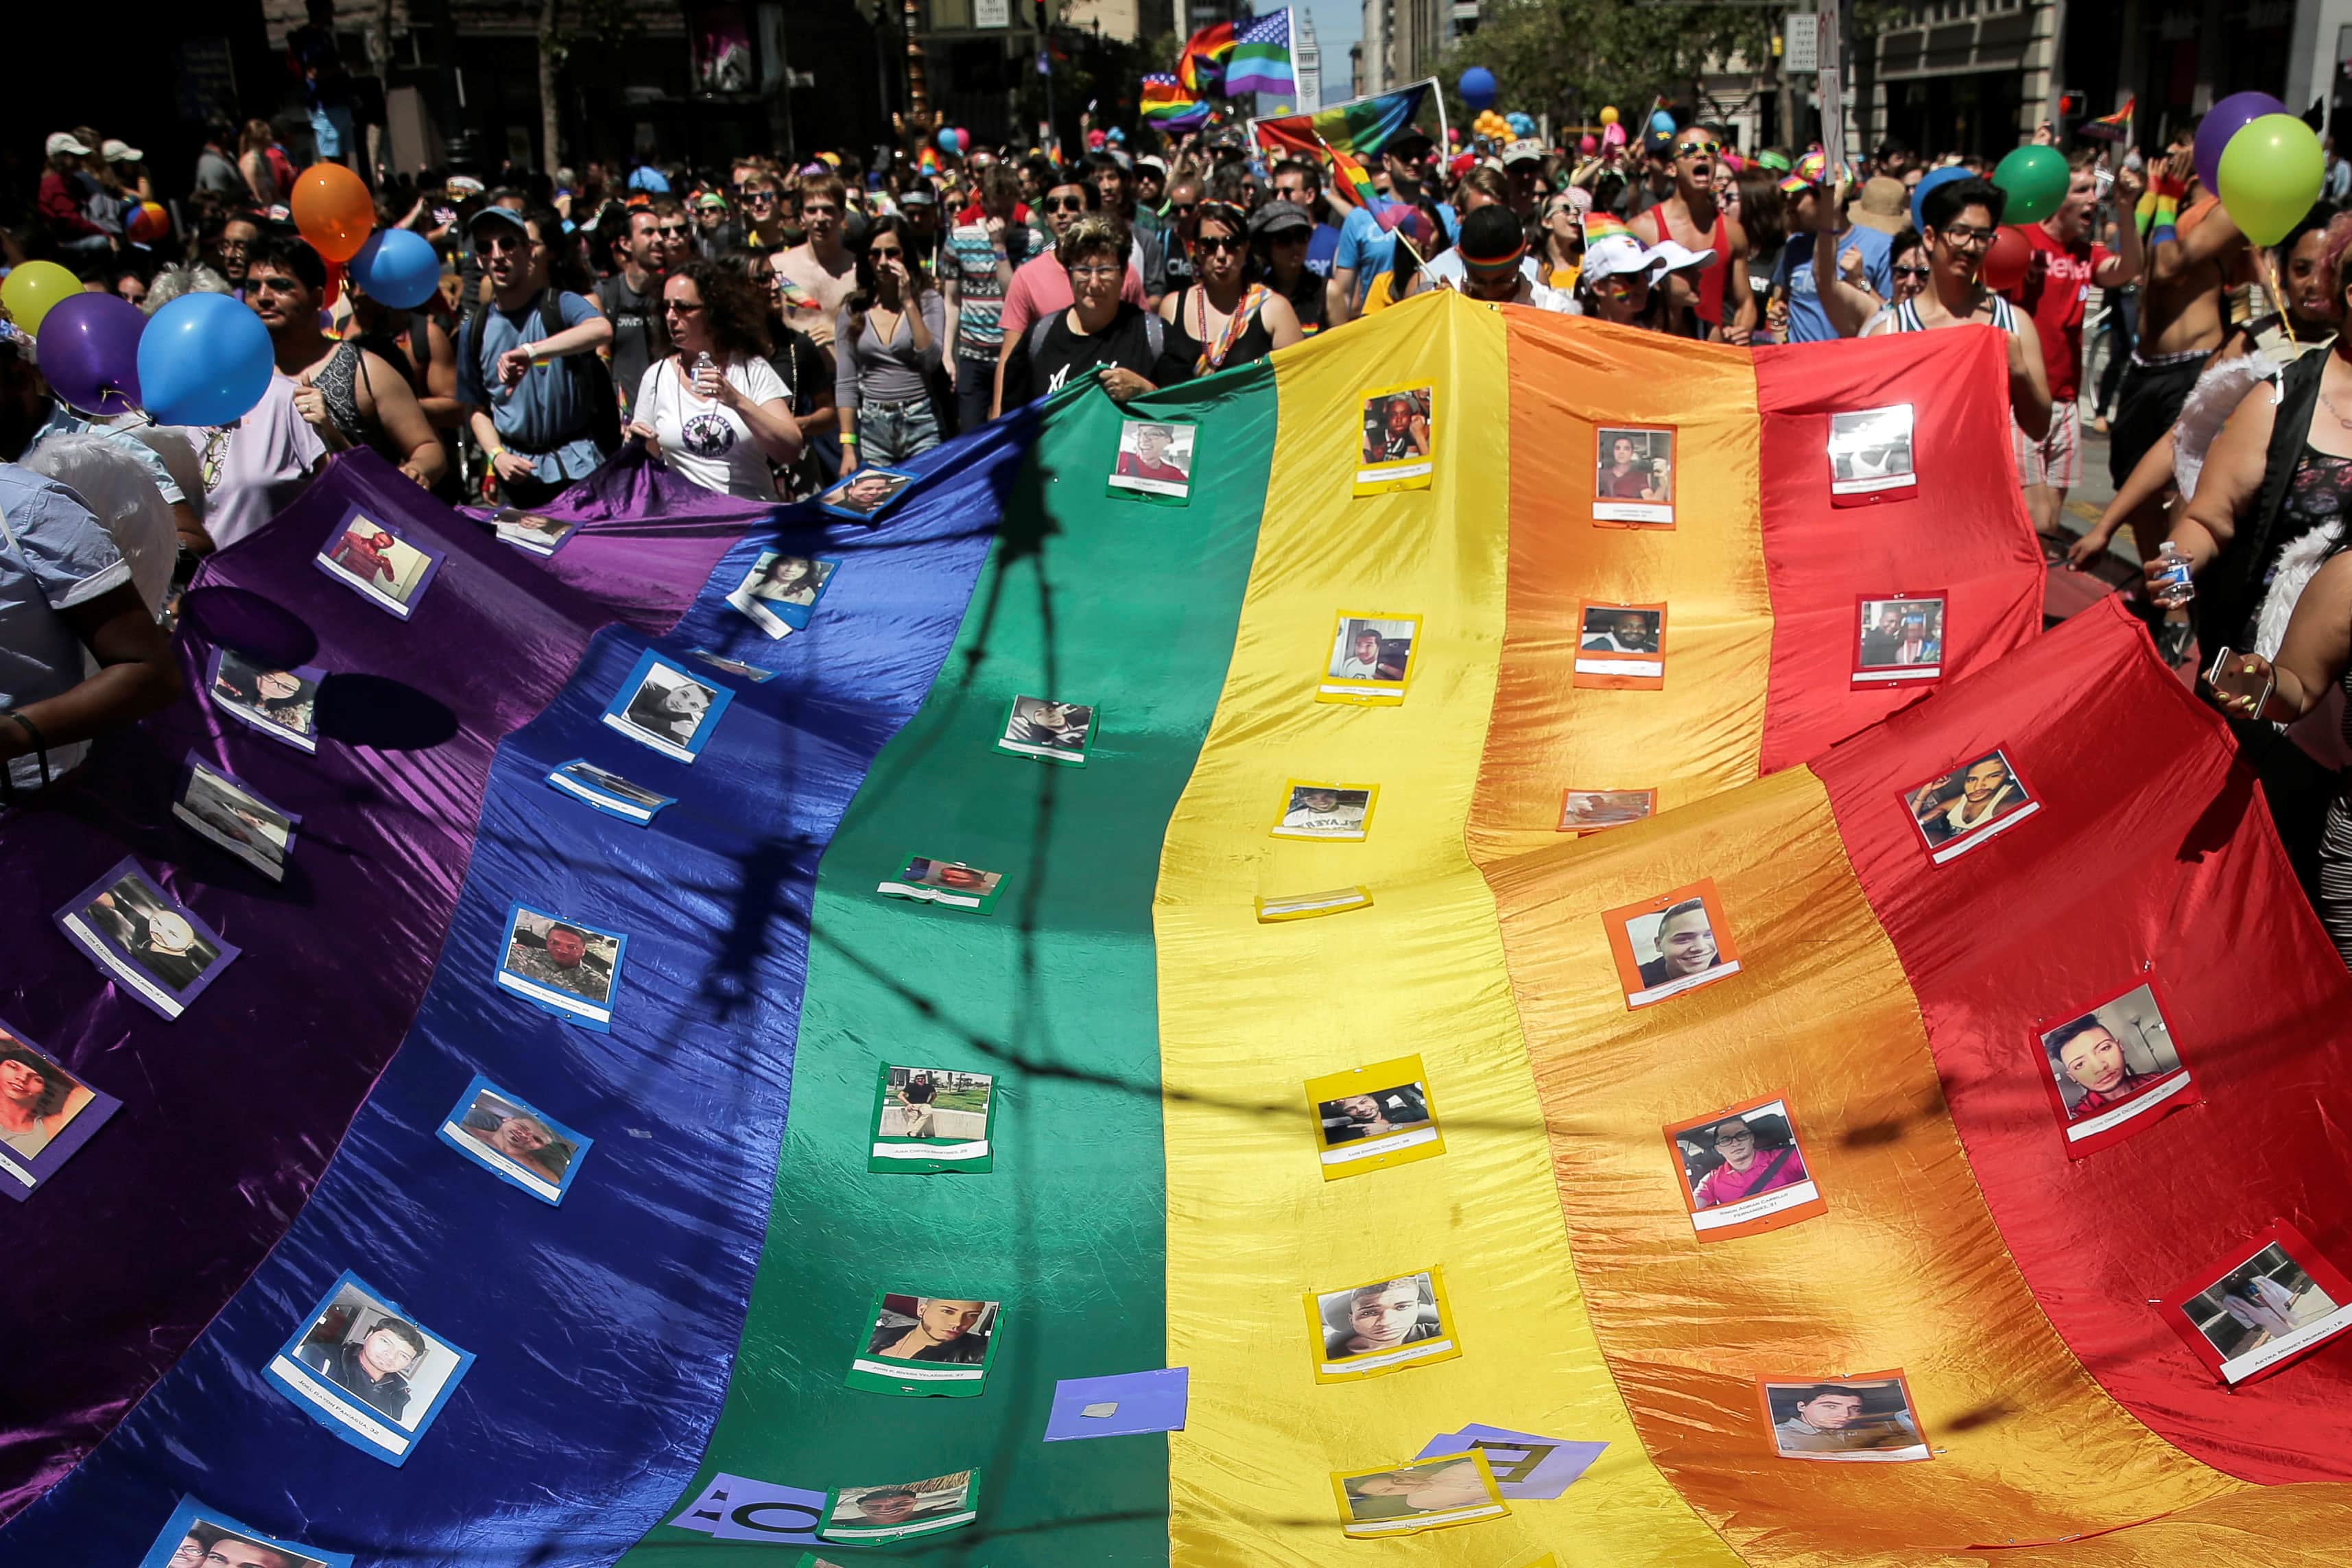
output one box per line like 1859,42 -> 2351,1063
2196,91 -> 2288,195
36,292 -> 145,417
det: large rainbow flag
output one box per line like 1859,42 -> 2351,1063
11,295 -> 2352,1567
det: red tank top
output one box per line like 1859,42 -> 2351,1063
1646,202 -> 1731,324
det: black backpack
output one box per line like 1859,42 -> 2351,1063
466,290 -> 623,457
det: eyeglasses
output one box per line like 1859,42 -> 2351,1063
1938,222 -> 1997,247
1067,263 -> 1121,279
1676,139 -> 1723,157
1043,195 -> 1088,213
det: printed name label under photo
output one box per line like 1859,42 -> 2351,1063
492,903 -> 629,1030
818,1469 -> 979,1544
1901,744 -> 2039,864
173,754 -> 299,881
1106,416 -> 1196,501
877,853 -> 1007,914
262,1270 -> 476,1466
1853,593 -> 1946,685
313,506 -> 445,619
207,647 -> 323,753
545,758 -> 677,825
1602,879 -> 1742,1010
1827,403 -> 1918,501
2032,977 -> 2199,1158
54,856 -> 241,1022
1663,1094 -> 1827,1240
2159,1222 -> 2352,1387
846,1292 -> 1003,1397
601,650 -> 733,763
1332,1449 -> 1509,1537
0,1014 -> 121,1202
725,551 -> 838,640
1593,425 -> 1675,526
1256,886 -> 1374,923
1307,1267 -> 1462,1382
1317,610 -> 1421,704
995,694 -> 1096,764
1573,602 -> 1666,687
1271,779 -> 1378,842
1305,1055 -> 1445,1178
869,1063 -> 996,1173
491,506 -> 580,555
1759,1371 -> 1932,1462
436,1074 -> 591,1205
1354,383 -> 1435,495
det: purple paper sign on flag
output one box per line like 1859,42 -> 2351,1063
1414,1424 -> 1606,1501
1043,1367 -> 1189,1440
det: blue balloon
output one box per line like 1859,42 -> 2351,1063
1506,111 -> 1536,138
1910,165 -> 1970,235
1650,109 -> 1677,133
1458,67 -> 1497,112
936,128 -> 959,154
137,292 -> 273,428
350,228 -> 441,310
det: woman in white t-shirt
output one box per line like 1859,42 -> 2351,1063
627,261 -> 804,499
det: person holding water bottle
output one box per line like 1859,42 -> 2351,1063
628,260 -> 805,500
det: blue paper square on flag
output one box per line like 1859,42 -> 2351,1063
1414,1424 -> 1606,1500
1043,1367 -> 1189,1440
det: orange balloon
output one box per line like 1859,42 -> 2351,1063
291,163 -> 374,263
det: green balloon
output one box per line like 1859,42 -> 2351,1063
1992,145 -> 2069,225
2218,112 -> 2327,247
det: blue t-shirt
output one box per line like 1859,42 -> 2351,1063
1773,226 -> 1894,344
1333,202 -> 1460,307
459,289 -> 607,481
1307,222 -> 1342,279
0,464 -> 130,791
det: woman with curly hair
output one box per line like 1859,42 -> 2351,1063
628,259 -> 805,499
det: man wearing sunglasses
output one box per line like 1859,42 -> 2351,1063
1329,127 -> 1447,327
1772,158 -> 1896,345
776,174 -> 859,365
1630,123 -> 1754,344
992,177 -> 1148,418
648,197 -> 693,274
458,206 -> 615,507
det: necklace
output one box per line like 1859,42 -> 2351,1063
2320,380 -> 2352,431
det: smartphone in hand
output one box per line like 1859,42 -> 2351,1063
2205,645 -> 2276,719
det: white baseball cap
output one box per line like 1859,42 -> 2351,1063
102,139 -> 145,164
1580,231 -> 1670,285
1501,138 -> 1547,167
46,132 -> 92,158
1648,239 -> 1719,276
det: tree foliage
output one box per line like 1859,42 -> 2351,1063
1438,0 -> 1772,131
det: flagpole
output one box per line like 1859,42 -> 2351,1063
1423,75 -> 1447,158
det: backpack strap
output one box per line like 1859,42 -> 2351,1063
1026,314 -> 1056,364
1143,309 -> 1165,361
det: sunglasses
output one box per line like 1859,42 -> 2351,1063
746,190 -> 779,203
1676,139 -> 1723,156
1170,201 -> 1198,215
663,299 -> 704,315
1043,195 -> 1088,213
1893,263 -> 1931,278
656,224 -> 689,237
869,244 -> 904,259
1197,233 -> 1244,254
475,234 -> 529,254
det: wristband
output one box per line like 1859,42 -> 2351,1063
2150,170 -> 2189,202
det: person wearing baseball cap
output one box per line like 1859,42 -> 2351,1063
1500,139 -> 1549,217
1769,156 -> 1897,344
39,133 -> 112,260
1630,122 -> 1753,343
1576,224 -> 1672,329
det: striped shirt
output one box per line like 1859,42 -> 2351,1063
941,220 -> 1041,361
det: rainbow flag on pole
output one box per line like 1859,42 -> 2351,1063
1224,10 -> 1296,97
1176,19 -> 1237,95
2079,94 -> 2136,142
1143,73 -> 1211,131
1250,79 -> 1435,160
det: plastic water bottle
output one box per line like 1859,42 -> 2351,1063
2152,541 -> 2195,608
692,351 -> 716,398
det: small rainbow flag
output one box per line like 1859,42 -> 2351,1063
1143,73 -> 1211,131
1325,139 -> 1382,211
2079,95 -> 2135,143
1581,212 -> 1632,243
